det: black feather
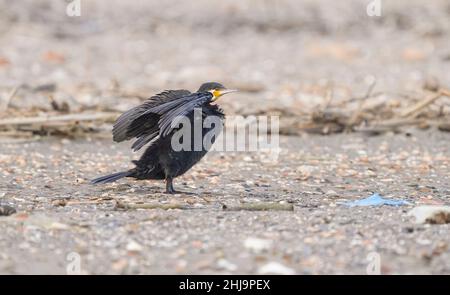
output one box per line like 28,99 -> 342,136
91,171 -> 132,184
112,89 -> 191,143
149,92 -> 213,137
131,131 -> 159,151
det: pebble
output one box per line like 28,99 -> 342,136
126,240 -> 143,252
244,237 -> 273,253
112,258 -> 128,272
0,205 -> 16,216
49,222 -> 70,230
408,206 -> 450,224
325,190 -> 339,197
51,199 -> 67,207
216,259 -> 237,272
257,262 -> 296,275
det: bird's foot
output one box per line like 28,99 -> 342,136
164,189 -> 194,195
165,178 -> 194,195
165,188 -> 176,194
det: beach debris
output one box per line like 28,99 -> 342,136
341,193 -> 411,207
408,206 -> 450,224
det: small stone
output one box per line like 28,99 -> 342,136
0,205 -> 16,216
216,259 -> 237,272
49,222 -> 70,230
438,123 -> 450,133
325,190 -> 339,197
408,206 -> 450,224
175,260 -> 188,273
423,76 -> 440,92
126,240 -> 143,252
52,199 -> 67,207
243,156 -> 252,162
244,237 -> 272,253
112,258 -> 128,272
257,262 -> 296,275
416,239 -> 432,245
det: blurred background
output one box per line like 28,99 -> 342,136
1,0 -> 449,136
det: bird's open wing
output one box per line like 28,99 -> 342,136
146,92 -> 213,137
112,89 -> 191,150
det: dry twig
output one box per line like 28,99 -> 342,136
400,88 -> 450,118
222,202 -> 294,211
346,79 -> 377,130
0,86 -> 19,112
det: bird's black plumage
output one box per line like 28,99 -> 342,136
92,82 -> 234,193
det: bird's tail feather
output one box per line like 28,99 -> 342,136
91,171 -> 132,184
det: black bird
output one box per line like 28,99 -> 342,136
91,82 -> 237,193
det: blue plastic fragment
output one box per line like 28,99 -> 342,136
341,193 -> 411,207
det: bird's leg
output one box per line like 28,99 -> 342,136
164,177 -> 194,195
165,177 -> 176,194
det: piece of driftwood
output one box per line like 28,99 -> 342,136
400,92 -> 443,118
376,117 -> 425,127
115,200 -> 188,210
300,122 -> 345,135
355,118 -> 425,135
400,88 -> 450,118
222,202 -> 294,211
0,112 -> 118,127
0,136 -> 40,144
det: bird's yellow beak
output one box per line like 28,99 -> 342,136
211,89 -> 238,101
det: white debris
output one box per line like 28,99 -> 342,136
408,206 -> 450,224
257,262 -> 296,275
216,259 -> 237,272
126,240 -> 143,252
49,222 -> 70,230
23,214 -> 69,230
244,237 -> 273,253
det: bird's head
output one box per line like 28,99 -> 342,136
198,82 -> 237,102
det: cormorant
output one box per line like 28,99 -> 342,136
91,82 -> 237,193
